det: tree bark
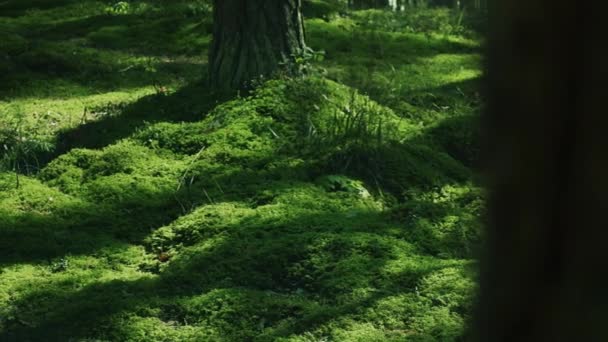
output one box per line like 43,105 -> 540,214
209,0 -> 307,91
475,0 -> 608,340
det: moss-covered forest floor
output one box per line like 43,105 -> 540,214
1,1 -> 484,340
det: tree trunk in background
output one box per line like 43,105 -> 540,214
460,0 -> 485,10
476,0 -> 608,340
209,0 -> 306,91
351,0 -> 389,9
426,0 -> 452,8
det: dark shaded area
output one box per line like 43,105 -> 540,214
0,2 -> 211,101
0,0 -> 79,16
423,113 -> 480,168
55,80 -> 225,150
303,0 -> 347,18
31,13 -> 213,56
475,0 -> 608,340
0,193 -> 181,264
2,203 -> 470,341
21,79 -> 232,170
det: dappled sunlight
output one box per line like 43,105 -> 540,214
0,87 -> 158,142
1,1 -> 485,340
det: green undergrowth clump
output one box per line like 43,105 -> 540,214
351,8 -> 476,38
306,9 -> 482,134
1,75 -> 480,340
303,0 -> 347,20
422,114 -> 480,167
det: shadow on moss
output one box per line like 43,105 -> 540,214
2,201 -> 475,341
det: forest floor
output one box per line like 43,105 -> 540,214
1,1 -> 484,341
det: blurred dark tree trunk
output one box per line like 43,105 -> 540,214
209,0 -> 306,90
475,0 -> 608,340
427,0 -> 455,8
351,0 -> 389,9
460,0 -> 486,10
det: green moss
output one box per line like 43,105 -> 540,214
0,3 -> 483,341
38,149 -> 100,193
391,184 -> 483,258
2,75 -> 480,340
425,114 -> 481,166
0,30 -> 28,55
133,122 -> 210,155
317,175 -> 371,198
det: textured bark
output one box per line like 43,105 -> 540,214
209,0 -> 306,90
475,0 -> 608,340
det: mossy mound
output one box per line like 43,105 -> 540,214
1,76 -> 479,341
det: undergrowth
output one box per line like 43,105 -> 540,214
1,76 -> 481,341
0,2 -> 483,341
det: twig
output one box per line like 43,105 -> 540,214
202,188 -> 214,204
80,107 -> 88,124
118,65 -> 135,73
176,146 -> 206,192
267,126 -> 280,139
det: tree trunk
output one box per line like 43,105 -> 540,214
351,0 -> 389,9
209,0 -> 306,91
475,0 -> 608,340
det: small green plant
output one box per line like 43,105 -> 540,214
87,101 -> 128,120
318,174 -> 371,198
305,89 -> 395,153
106,1 -> 130,15
280,47 -> 326,76
184,1 -> 212,17
294,47 -> 326,74
0,107 -> 53,188
50,257 -> 69,273
140,57 -> 170,96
